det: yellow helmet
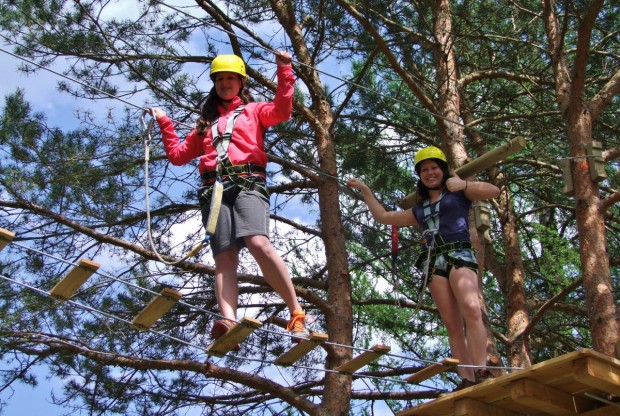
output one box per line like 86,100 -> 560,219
414,146 -> 447,173
210,54 -> 246,79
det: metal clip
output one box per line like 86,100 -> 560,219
216,157 -> 223,178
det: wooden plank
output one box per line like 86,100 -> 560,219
454,397 -> 518,416
131,287 -> 183,330
274,333 -> 328,366
572,355 -> 620,396
510,378 -> 589,415
206,317 -> 262,357
0,228 -> 15,252
396,349 -> 620,416
405,358 -> 460,384
335,344 -> 391,374
49,259 -> 100,301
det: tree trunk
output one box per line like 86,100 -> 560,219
269,2 -> 354,413
496,189 -> 532,368
314,100 -> 354,416
567,105 -> 619,356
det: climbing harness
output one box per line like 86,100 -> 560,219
414,192 -> 444,314
191,105 -> 248,255
206,105 -> 269,200
415,190 -> 478,302
194,105 -> 269,250
140,105 -> 269,263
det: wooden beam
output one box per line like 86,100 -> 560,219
131,287 -> 183,330
455,397 -> 518,416
0,228 -> 15,252
510,378 -> 590,414
49,259 -> 100,301
206,317 -> 262,357
335,344 -> 391,374
399,136 -> 527,209
573,355 -> 620,396
274,333 -> 328,366
404,357 -> 459,384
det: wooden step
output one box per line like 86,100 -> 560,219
275,332 -> 329,366
396,348 -> 620,416
0,228 -> 15,252
206,317 -> 262,357
131,287 -> 183,330
49,259 -> 100,301
404,357 -> 459,384
335,344 -> 391,374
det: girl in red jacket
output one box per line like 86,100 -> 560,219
149,51 -> 309,342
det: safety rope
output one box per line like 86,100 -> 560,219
140,113 -> 205,266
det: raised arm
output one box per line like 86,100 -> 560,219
445,172 -> 500,200
346,178 -> 418,226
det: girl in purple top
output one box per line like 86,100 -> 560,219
347,146 -> 500,391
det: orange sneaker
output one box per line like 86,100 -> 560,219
286,310 -> 310,342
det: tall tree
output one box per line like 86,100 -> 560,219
541,0 -> 620,356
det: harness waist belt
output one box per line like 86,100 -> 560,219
429,240 -> 472,254
201,164 -> 266,184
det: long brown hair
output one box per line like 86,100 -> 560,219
195,82 -> 255,135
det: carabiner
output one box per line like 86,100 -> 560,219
216,157 -> 223,179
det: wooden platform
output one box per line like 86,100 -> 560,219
397,349 -> 620,416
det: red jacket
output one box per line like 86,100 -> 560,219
157,65 -> 294,173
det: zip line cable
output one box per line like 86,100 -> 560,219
3,239 -> 521,378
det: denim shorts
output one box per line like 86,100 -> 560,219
417,247 -> 479,280
199,184 -> 270,256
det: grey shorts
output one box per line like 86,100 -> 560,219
417,247 -> 479,281
200,185 -> 270,256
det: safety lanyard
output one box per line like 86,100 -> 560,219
210,105 -> 246,176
